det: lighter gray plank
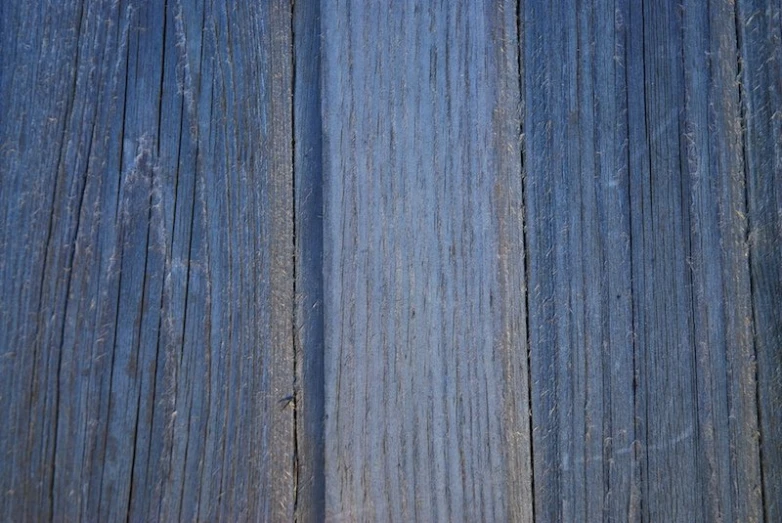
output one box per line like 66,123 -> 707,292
322,2 -> 533,521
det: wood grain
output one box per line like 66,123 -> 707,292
737,0 -> 782,520
321,2 -> 533,521
0,1 -> 295,520
1,0 -> 780,521
524,0 -> 770,521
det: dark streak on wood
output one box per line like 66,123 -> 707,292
293,0 -> 326,521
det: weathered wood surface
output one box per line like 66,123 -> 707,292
1,1 -> 296,521
1,0 -> 780,522
524,0 -> 768,520
322,1 -> 780,522
322,1 -> 533,521
737,0 -> 782,520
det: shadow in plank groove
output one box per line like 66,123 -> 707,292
293,0 -> 326,522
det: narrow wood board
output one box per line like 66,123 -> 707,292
737,0 -> 782,519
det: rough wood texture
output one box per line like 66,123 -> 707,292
0,1 -> 295,520
2,0 -> 780,521
737,1 -> 782,520
322,2 -> 533,521
524,0 -> 772,521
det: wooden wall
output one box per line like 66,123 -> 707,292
1,1 -> 779,521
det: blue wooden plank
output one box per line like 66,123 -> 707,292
524,0 -> 769,521
321,2 -> 533,521
0,1 -> 296,520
